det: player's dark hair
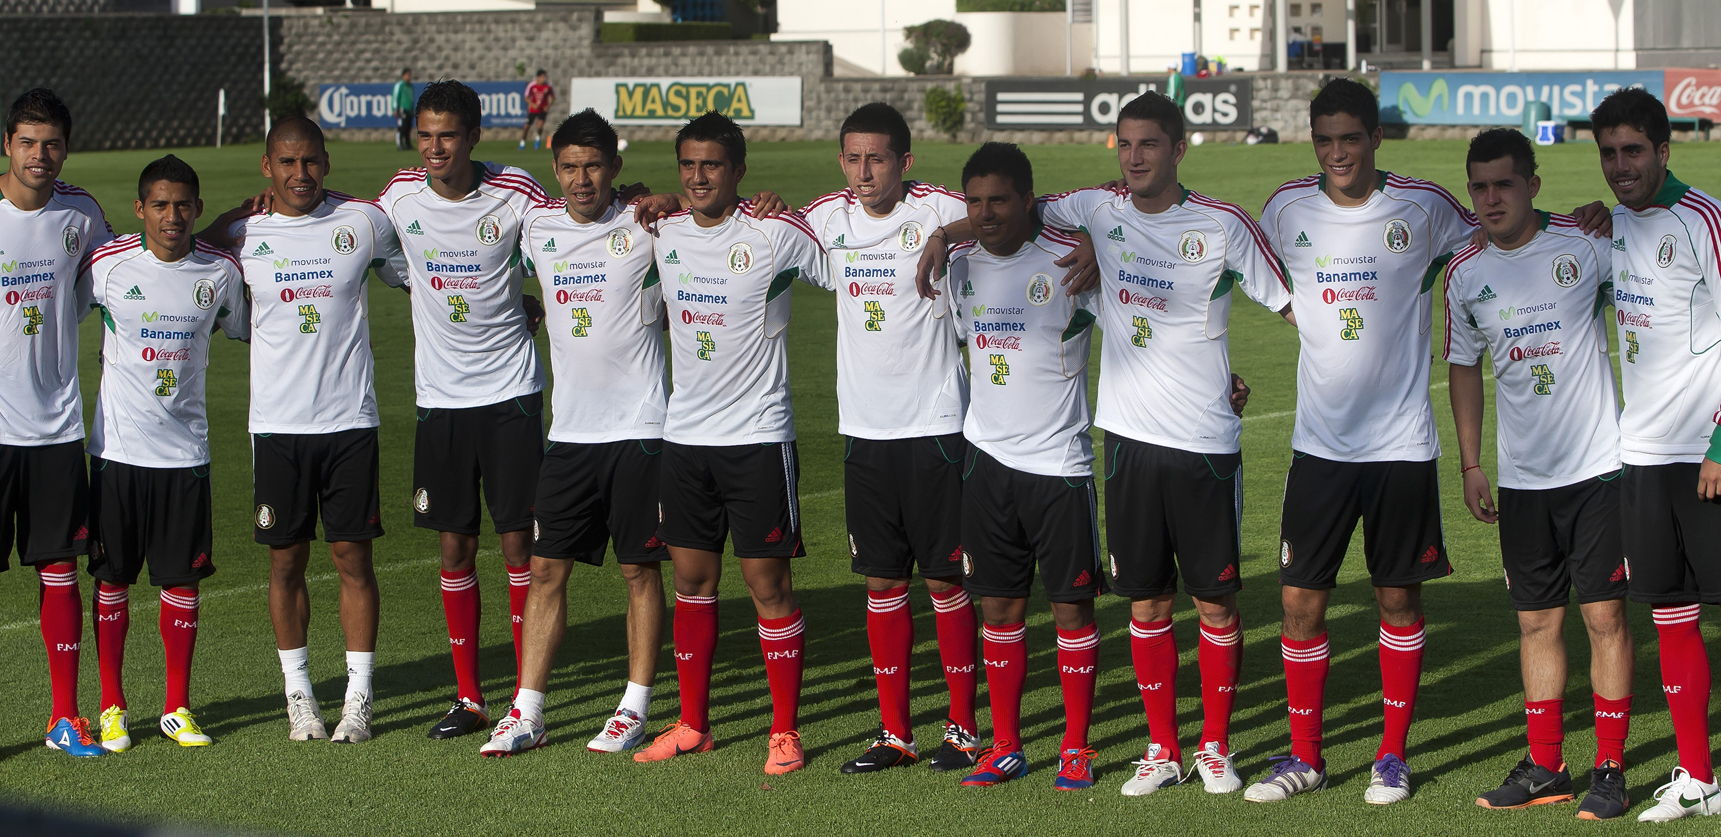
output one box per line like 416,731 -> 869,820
676,110 -> 746,168
1466,128 -> 1536,180
1118,91 -> 1185,144
535,68 -> 547,78
1590,86 -> 1671,148
401,67 -> 411,77
551,109 -> 619,160
265,115 -> 326,154
839,102 -> 911,157
5,88 -> 73,144
1309,77 -> 1379,134
960,141 -> 1033,196
416,79 -> 482,133
137,154 -> 199,201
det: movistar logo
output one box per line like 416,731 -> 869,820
845,251 -> 859,264
972,304 -> 986,316
542,237 -> 556,252
665,250 -> 680,264
1,260 -> 15,272
123,285 -> 146,300
423,248 -> 438,260
273,257 -> 290,269
1315,255 -> 1330,267
678,271 -> 693,285
1294,231 -> 1312,248
251,242 -> 274,256
142,311 -> 159,322
553,261 -> 569,272
1396,77 -> 1450,119
1477,284 -> 1497,301
1106,226 -> 1125,242
405,220 -> 424,236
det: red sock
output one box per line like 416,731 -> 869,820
1524,698 -> 1564,770
38,561 -> 81,719
866,588 -> 913,741
439,569 -> 482,704
981,622 -> 1027,750
1377,618 -> 1425,760
1282,633 -> 1329,769
673,594 -> 717,731
1057,623 -> 1099,751
1653,605 -> 1712,782
158,587 -> 199,712
1130,618 -> 1180,763
930,586 -> 978,733
507,566 -> 530,690
93,582 -> 129,711
757,610 -> 805,734
1593,694 -> 1631,768
1198,619 -> 1242,752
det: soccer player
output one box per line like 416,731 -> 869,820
1037,92 -> 1292,796
0,87 -> 113,757
630,111 -> 825,775
793,102 -> 979,774
942,142 -> 1103,791
82,154 -> 248,750
1444,128 -> 1631,820
1245,78 -> 1475,805
480,110 -> 668,757
376,80 -> 548,739
393,68 -> 415,152
520,70 -> 555,151
1590,87 -> 1721,822
219,116 -> 406,744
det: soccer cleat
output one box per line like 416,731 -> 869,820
586,708 -> 646,753
632,721 -> 714,763
1636,767 -> 1721,822
961,745 -> 1029,787
99,706 -> 131,753
1121,742 -> 1182,797
43,717 -> 106,757
331,693 -> 373,744
159,707 -> 213,747
840,730 -> 918,774
1192,741 -> 1244,793
765,730 -> 806,775
1576,761 -> 1629,820
426,698 -> 487,740
286,690 -> 328,741
1364,753 -> 1413,805
1475,757 -> 1574,809
1243,755 -> 1327,802
479,710 -> 546,757
927,720 -> 979,772
1054,747 -> 1098,791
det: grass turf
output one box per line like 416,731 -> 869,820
0,135 -> 1717,835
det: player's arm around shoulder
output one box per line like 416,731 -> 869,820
756,205 -> 830,290
1440,250 -> 1496,521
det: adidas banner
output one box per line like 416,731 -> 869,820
984,77 -> 1252,131
1379,71 -> 1663,125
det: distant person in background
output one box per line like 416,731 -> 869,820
393,69 -> 414,151
521,70 -> 555,150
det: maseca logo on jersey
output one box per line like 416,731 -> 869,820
1384,219 -> 1412,254
193,278 -> 216,310
62,225 -> 81,257
727,243 -> 753,274
332,225 -> 358,256
607,228 -> 633,257
1178,231 -> 1207,263
1656,234 -> 1677,268
898,221 -> 925,252
1026,273 -> 1055,306
475,215 -> 503,246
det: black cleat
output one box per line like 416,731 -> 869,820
926,720 -> 979,773
1577,761 -> 1630,820
839,730 -> 918,774
1476,757 -> 1575,809
426,699 -> 488,740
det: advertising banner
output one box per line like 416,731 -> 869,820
566,77 -> 803,126
318,81 -> 534,129
1664,68 -> 1721,120
984,77 -> 1252,130
1379,71 -> 1662,125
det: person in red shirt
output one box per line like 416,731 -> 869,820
520,70 -> 555,150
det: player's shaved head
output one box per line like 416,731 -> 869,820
1310,77 -> 1379,135
6,88 -> 72,143
266,116 -> 326,154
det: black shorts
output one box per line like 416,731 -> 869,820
960,446 -> 1103,602
659,441 -> 805,558
1621,462 -> 1721,605
527,111 -> 548,125
845,434 -> 965,580
1498,472 -> 1626,610
1278,452 -> 1451,589
253,428 -> 384,546
535,439 -> 667,565
0,441 -> 89,568
88,458 -> 215,588
1104,434 -> 1242,598
413,394 -> 543,536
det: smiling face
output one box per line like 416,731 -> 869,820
677,138 -> 744,223
1597,123 -> 1669,210
1466,156 -> 1540,248
262,137 -> 329,218
839,131 -> 911,217
1312,111 -> 1382,204
1116,117 -> 1185,210
554,144 -> 621,224
416,109 -> 479,183
135,179 -> 201,261
963,172 -> 1034,256
3,121 -> 67,194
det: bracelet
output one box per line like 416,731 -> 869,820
1461,464 -> 1482,475
929,227 -> 948,242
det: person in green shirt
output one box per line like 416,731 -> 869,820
392,68 -> 414,151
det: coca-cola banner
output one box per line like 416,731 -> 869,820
1664,69 -> 1721,120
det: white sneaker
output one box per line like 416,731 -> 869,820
286,690 -> 328,741
1192,741 -> 1243,793
1637,767 -> 1721,822
1120,742 -> 1183,797
479,710 -> 546,757
331,692 -> 373,743
586,708 -> 646,753
1363,754 -> 1412,805
1244,755 -> 1326,802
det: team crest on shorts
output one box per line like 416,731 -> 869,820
727,243 -> 753,274
255,504 -> 276,529
1279,540 -> 1292,568
1384,219 -> 1412,254
476,215 -> 502,246
848,533 -> 858,558
1551,253 -> 1581,287
1026,273 -> 1055,306
192,278 -> 216,310
961,550 -> 974,577
898,221 -> 925,252
332,225 -> 358,256
413,488 -> 430,514
533,519 -> 541,542
1657,235 -> 1677,268
607,228 -> 633,257
1108,553 -> 1118,579
62,225 -> 81,256
1178,230 -> 1208,263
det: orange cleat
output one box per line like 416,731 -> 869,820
632,721 -> 714,763
764,730 -> 806,775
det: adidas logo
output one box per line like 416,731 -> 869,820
1217,564 -> 1238,582
122,285 -> 146,300
764,526 -> 784,544
541,237 -> 556,252
1477,284 -> 1497,302
1294,231 -> 1312,248
1106,226 -> 1125,242
1612,237 -> 1626,251
665,250 -> 680,264
251,242 -> 274,256
1073,570 -> 1093,588
831,233 -> 846,247
405,220 -> 424,236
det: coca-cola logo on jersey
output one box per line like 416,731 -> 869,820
278,285 -> 333,303
1116,289 -> 1167,310
556,289 -> 604,305
1669,71 -> 1721,117
681,310 -> 725,326
847,281 -> 896,297
1618,311 -> 1653,329
5,286 -> 53,305
140,346 -> 190,362
1508,340 -> 1562,362
1321,285 -> 1377,304
429,276 -> 480,291
973,334 -> 1022,350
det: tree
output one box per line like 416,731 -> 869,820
899,19 -> 971,75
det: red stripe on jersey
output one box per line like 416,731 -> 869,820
803,189 -> 855,214
1677,192 -> 1721,273
1041,227 -> 1081,248
908,181 -> 963,200
1042,185 -> 1113,203
52,181 -> 94,199
326,190 -> 381,209
743,201 -> 821,242
1440,243 -> 1486,359
1265,175 -> 1321,208
1545,211 -> 1579,228
194,240 -> 242,270
948,239 -> 978,258
1387,174 -> 1479,224
88,234 -> 141,267
539,198 -> 568,210
1187,190 -> 1291,289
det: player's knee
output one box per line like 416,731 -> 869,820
866,575 -> 911,593
619,561 -> 661,591
922,576 -> 960,595
1516,609 -> 1563,640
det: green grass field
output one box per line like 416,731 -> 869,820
1,134 -> 1719,835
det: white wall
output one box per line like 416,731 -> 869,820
775,0 -> 958,77
383,0 -> 536,11
1472,0 -> 1636,70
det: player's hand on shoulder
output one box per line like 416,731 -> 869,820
1699,458 -> 1721,502
1098,179 -> 1127,193
632,193 -> 683,233
1571,200 -> 1612,238
522,293 -> 545,335
916,231 -> 949,300
747,191 -> 789,218
1228,373 -> 1251,417
1462,467 -> 1499,523
1055,231 -> 1100,295
616,182 -> 652,205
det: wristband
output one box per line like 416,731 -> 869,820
929,227 -> 948,242
1460,464 -> 1482,475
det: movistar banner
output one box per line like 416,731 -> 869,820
1381,71 -> 1663,125
567,77 -> 803,126
318,82 -> 533,129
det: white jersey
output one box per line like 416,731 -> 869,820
83,236 -> 249,468
0,180 -> 112,445
948,228 -> 1098,478
800,182 -> 968,439
655,202 -> 826,446
227,190 -> 406,435
376,162 -> 546,408
1041,186 -> 1290,454
1260,171 -> 1477,462
1610,173 -> 1721,465
1442,212 -> 1619,488
522,197 -> 667,443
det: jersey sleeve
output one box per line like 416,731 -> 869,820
1441,255 -> 1484,365
217,266 -> 251,341
1426,186 -> 1480,253
946,255 -> 972,342
369,204 -> 409,289
1036,188 -> 1105,234
772,214 -> 829,290
85,197 -> 115,251
1061,286 -> 1099,379
75,258 -> 100,323
1220,208 -> 1292,311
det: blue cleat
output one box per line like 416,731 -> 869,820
1054,747 -> 1098,790
961,745 -> 1029,787
44,716 -> 106,757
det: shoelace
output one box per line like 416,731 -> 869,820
1375,755 -> 1409,787
1060,748 -> 1097,776
1650,771 -> 1690,802
601,713 -> 637,739
942,722 -> 976,749
1194,746 -> 1238,781
69,717 -> 98,746
1265,754 -> 1311,778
